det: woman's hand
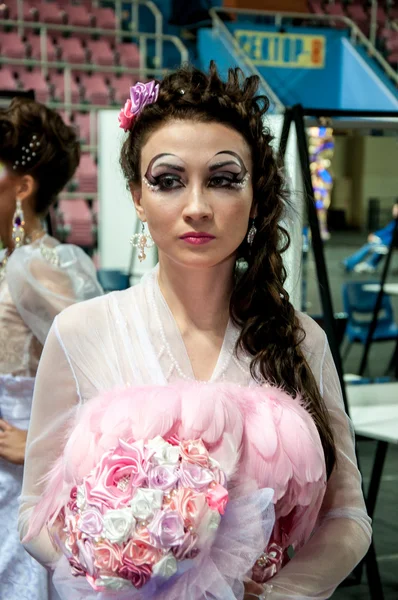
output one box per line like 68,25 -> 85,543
0,419 -> 27,464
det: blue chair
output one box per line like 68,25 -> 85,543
97,269 -> 130,293
342,281 -> 398,366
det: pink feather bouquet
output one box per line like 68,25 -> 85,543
26,381 -> 325,599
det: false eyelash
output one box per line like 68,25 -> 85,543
231,172 -> 251,189
142,176 -> 159,192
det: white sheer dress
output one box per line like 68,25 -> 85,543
0,234 -> 102,600
19,267 -> 371,599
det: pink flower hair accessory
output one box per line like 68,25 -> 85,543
118,80 -> 160,131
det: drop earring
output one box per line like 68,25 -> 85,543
12,198 -> 26,248
247,221 -> 257,245
131,222 -> 155,262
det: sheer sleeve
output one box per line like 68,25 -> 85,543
265,315 -> 372,599
18,317 -> 81,568
7,237 -> 103,345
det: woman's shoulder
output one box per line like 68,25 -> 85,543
55,281 -> 144,338
295,310 -> 327,361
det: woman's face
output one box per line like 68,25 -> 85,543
134,120 -> 254,270
0,161 -> 19,247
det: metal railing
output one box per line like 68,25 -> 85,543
209,8 -> 283,112
211,7 -> 398,88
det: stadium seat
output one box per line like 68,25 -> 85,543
115,43 -> 140,69
19,69 -> 50,103
0,32 -> 27,60
80,73 -> 110,105
86,40 -> 114,66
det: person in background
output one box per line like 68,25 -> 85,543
0,98 -> 103,600
342,202 -> 398,273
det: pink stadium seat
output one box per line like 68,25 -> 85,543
308,1 -> 323,16
73,112 -> 92,144
64,5 -> 95,28
376,7 -> 387,25
0,68 -> 17,90
58,198 -> 95,247
325,4 -> 345,18
93,7 -> 117,30
27,34 -> 58,62
58,38 -> 86,64
19,69 -> 50,103
50,72 -> 81,104
74,154 -> 98,193
110,74 -> 138,105
387,51 -> 398,65
116,43 -> 140,69
86,40 -> 114,66
36,3 -> 67,25
347,4 -> 368,25
0,32 -> 26,59
386,37 -> 398,53
80,73 -> 110,105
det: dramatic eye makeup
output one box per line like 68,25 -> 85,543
142,151 -> 250,193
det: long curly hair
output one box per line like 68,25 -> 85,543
0,97 -> 80,215
120,63 -> 336,478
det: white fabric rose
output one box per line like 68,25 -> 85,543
152,553 -> 178,581
76,485 -> 86,510
103,508 -> 135,544
147,435 -> 180,466
95,576 -> 131,591
130,488 -> 163,521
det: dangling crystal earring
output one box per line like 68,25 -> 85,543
247,222 -> 257,245
131,222 -> 155,262
12,198 -> 26,248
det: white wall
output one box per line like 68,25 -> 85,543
98,111 -> 302,307
98,110 -> 157,280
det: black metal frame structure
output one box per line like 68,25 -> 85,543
278,105 -> 398,600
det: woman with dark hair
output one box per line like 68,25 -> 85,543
0,98 -> 102,599
20,65 -> 370,599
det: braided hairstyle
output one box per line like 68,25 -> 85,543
120,62 -> 336,478
0,97 -> 80,215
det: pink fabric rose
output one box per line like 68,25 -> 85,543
147,509 -> 185,549
118,559 -> 152,589
172,530 -> 199,560
171,488 -> 207,528
179,462 -> 214,491
118,99 -> 134,132
79,508 -> 103,537
118,81 -> 159,131
84,439 -> 148,510
68,486 -> 78,512
76,538 -> 96,577
94,539 -> 123,574
148,464 -> 179,491
206,483 -> 229,515
180,439 -> 210,467
69,556 -> 86,577
123,532 -> 161,566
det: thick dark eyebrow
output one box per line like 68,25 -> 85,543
214,150 -> 246,170
145,153 -> 185,174
209,160 -> 242,172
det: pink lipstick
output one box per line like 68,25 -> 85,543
180,232 -> 215,245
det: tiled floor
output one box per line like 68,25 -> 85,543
305,232 -> 398,599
